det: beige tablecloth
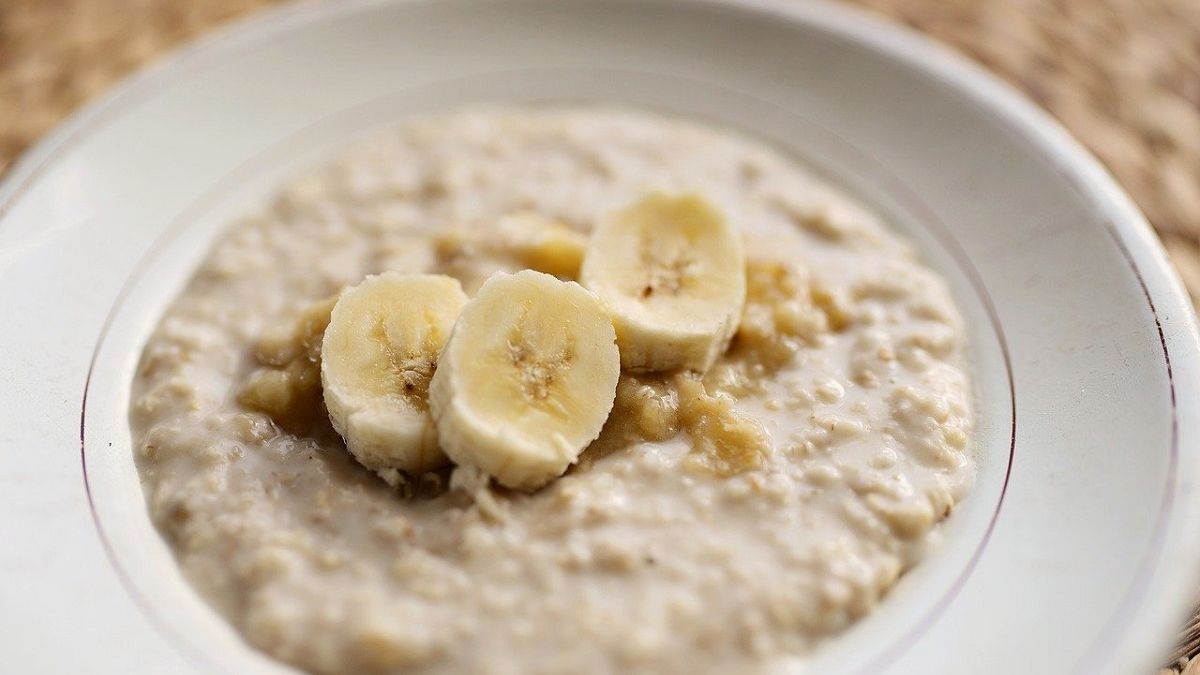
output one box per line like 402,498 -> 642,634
2,0 -> 1198,670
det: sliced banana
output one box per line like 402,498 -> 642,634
581,192 -> 746,373
321,272 -> 468,475
429,270 -> 620,490
495,212 -> 587,278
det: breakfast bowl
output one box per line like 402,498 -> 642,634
1,1 -> 1198,673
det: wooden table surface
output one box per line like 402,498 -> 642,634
2,0 -> 1198,671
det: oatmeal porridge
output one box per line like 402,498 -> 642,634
130,107 -> 974,674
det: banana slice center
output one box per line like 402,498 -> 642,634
508,342 -> 569,402
640,248 -> 700,299
374,317 -> 438,411
504,309 -> 576,412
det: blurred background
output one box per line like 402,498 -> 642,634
1,0 -> 1197,671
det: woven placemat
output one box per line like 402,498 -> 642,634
2,0 -> 1198,671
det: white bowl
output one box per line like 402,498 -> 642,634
2,1 -> 1198,673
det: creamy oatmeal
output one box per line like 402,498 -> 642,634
130,107 -> 974,674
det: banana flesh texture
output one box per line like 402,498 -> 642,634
321,273 -> 468,475
429,270 -> 620,490
581,193 -> 746,373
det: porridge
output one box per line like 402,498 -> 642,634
130,107 -> 974,674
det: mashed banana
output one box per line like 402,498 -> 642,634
130,107 -> 974,674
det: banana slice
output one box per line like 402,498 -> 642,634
429,270 -> 620,490
581,193 -> 746,373
321,273 -> 468,475
495,212 -> 587,279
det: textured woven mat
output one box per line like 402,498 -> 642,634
2,0 -> 1198,671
